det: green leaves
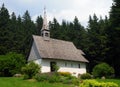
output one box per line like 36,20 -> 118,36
92,63 -> 114,78
0,52 -> 25,76
21,62 -> 40,79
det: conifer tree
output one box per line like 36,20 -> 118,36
0,4 -> 10,54
36,16 -> 43,35
107,0 -> 120,77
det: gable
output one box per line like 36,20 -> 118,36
28,41 -> 42,61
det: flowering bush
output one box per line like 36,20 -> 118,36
58,72 -> 71,77
80,80 -> 118,87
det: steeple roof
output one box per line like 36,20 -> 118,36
42,7 -> 48,30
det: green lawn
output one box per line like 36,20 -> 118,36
0,77 -> 120,87
0,77 -> 74,87
97,79 -> 120,86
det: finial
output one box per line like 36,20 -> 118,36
44,6 -> 46,14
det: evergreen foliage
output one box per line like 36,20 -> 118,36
86,14 -> 109,72
107,0 -> 120,77
0,52 -> 25,76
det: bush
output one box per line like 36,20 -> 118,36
80,80 -> 118,87
35,72 -> 79,85
71,78 -> 80,86
35,72 -> 60,83
34,73 -> 48,81
48,75 -> 61,83
0,52 -> 25,77
58,72 -> 71,77
92,63 -> 114,78
80,73 -> 91,79
21,62 -> 40,79
61,77 -> 79,86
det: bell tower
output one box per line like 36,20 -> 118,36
41,7 -> 50,40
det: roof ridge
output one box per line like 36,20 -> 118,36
33,34 -> 73,43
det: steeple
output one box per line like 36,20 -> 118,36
41,7 -> 50,40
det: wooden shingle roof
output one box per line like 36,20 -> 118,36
32,35 -> 88,62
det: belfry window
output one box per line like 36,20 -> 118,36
45,33 -> 49,37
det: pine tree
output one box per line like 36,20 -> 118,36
22,10 -> 36,57
0,4 -> 10,54
86,14 -> 108,72
36,16 -> 43,35
72,16 -> 86,49
49,18 -> 60,39
107,0 -> 120,77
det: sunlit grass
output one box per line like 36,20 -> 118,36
97,79 -> 120,86
0,77 -> 74,87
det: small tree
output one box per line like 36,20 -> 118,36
0,52 -> 25,77
21,62 -> 40,79
92,63 -> 114,78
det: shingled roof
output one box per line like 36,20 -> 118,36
32,35 -> 88,62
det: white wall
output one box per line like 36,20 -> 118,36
34,59 -> 87,77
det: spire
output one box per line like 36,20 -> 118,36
41,7 -> 50,40
42,7 -> 48,30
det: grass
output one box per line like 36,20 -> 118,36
97,79 -> 120,86
0,77 -> 74,87
0,77 -> 120,87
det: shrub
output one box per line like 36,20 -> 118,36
0,52 -> 25,77
80,80 -> 118,87
21,62 -> 40,79
92,63 -> 114,78
34,73 -> 48,81
48,75 -> 60,83
35,72 -> 60,83
61,77 -> 79,86
35,72 -> 79,85
71,78 -> 80,86
58,72 -> 71,77
80,73 -> 91,79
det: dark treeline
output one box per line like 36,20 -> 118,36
0,0 -> 120,77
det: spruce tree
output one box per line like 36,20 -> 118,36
87,14 -> 108,72
36,16 -> 43,35
108,0 -> 120,77
0,4 -> 10,54
22,10 -> 36,57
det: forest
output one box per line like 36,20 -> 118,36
0,0 -> 120,77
